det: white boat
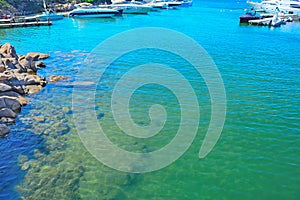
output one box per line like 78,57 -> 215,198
41,0 -> 64,20
290,1 -> 300,8
276,1 -> 300,16
150,0 -> 182,9
37,10 -> 64,21
69,3 -> 119,18
247,0 -> 300,16
28,0 -> 64,21
165,0 -> 183,8
270,11 -> 285,26
277,5 -> 300,15
248,0 -> 279,12
146,1 -> 168,9
109,2 -> 152,14
147,0 -> 182,9
68,8 -> 119,18
130,0 -> 160,11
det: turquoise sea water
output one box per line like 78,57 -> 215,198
0,0 -> 300,199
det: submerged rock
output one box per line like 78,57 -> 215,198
49,75 -> 70,83
26,52 -> 50,61
33,115 -> 45,123
0,96 -> 21,112
18,154 -> 29,165
0,108 -> 17,118
23,85 -> 43,95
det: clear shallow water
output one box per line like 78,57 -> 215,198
0,0 -> 300,199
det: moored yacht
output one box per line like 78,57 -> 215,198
146,1 -> 168,9
247,0 -> 279,12
247,0 -> 300,16
146,0 -> 182,9
165,0 -> 183,8
37,9 -> 64,21
104,1 -> 152,14
27,0 -> 64,21
68,4 -> 119,18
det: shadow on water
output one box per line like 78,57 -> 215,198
0,118 -> 45,200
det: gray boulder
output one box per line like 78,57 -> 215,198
0,124 -> 10,137
0,83 -> 13,92
26,52 -> 50,61
0,64 -> 6,72
0,43 -> 18,59
0,91 -> 29,106
0,108 -> 17,118
0,96 -> 22,112
23,85 -> 43,95
18,55 -> 37,73
0,42 -> 49,133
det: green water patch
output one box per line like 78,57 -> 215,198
16,101 -> 140,200
96,84 -> 181,153
14,45 -> 214,199
13,49 -> 148,199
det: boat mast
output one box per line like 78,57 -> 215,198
43,0 -> 47,11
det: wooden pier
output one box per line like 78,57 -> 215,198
0,19 -> 52,28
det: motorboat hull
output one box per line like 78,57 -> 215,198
38,14 -> 64,21
110,5 -> 152,14
248,0 -> 300,16
122,8 -> 151,14
167,2 -> 183,8
69,13 -> 116,18
180,1 -> 193,7
69,8 -> 118,18
147,2 -> 168,9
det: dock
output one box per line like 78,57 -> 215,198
0,19 -> 52,28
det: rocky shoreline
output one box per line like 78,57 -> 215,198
0,1 -> 108,17
0,43 -> 49,136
